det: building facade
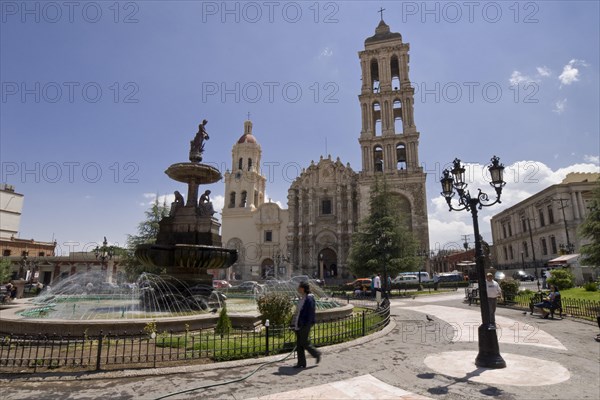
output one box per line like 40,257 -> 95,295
0,183 -> 24,239
221,19 -> 429,282
491,172 -> 599,270
221,121 -> 289,280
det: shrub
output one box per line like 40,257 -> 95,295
583,281 -> 599,292
547,269 -> 575,290
499,280 -> 520,301
256,292 -> 293,327
214,307 -> 232,337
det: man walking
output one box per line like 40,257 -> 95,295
486,272 -> 502,327
292,281 -> 321,368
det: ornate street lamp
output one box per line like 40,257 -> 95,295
20,251 -> 36,281
94,237 -> 114,275
275,250 -> 290,281
440,156 -> 507,369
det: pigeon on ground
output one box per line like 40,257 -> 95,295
426,315 -> 434,322
210,308 -> 218,314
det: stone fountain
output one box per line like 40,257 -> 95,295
135,119 -> 237,288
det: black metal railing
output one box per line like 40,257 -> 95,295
510,293 -> 600,320
0,304 -> 390,373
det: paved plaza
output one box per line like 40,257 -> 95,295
3,292 -> 599,400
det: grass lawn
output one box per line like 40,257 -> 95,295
560,287 -> 600,301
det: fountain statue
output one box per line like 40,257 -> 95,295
135,119 -> 238,289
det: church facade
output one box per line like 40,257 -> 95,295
221,19 -> 429,282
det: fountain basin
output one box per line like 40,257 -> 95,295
165,163 -> 221,184
1,301 -> 353,337
136,243 -> 237,271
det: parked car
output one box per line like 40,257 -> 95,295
212,280 -> 232,289
343,278 -> 372,292
433,273 -> 463,283
512,270 -> 535,281
290,275 -> 324,286
232,281 -> 264,293
494,271 -> 506,280
392,275 -> 419,284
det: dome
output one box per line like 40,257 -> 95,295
237,133 -> 257,144
236,120 -> 259,144
365,20 -> 402,45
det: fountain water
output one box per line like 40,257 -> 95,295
27,272 -> 224,320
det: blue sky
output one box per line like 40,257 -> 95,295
1,1 -> 599,255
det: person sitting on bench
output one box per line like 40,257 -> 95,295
533,285 -> 560,319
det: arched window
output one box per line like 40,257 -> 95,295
254,191 -> 258,206
248,158 -> 253,171
373,102 -> 382,136
238,158 -> 243,170
374,145 -> 384,172
229,192 -> 236,208
390,55 -> 400,91
240,191 -> 247,207
370,59 -> 380,93
396,144 -> 406,170
393,99 -> 402,134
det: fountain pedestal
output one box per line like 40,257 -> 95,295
135,122 -> 237,288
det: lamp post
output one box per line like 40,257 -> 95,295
275,250 -> 290,281
94,237 -> 114,278
20,251 -> 36,282
375,234 -> 392,299
522,217 -> 540,291
319,253 -> 324,282
440,156 -> 506,369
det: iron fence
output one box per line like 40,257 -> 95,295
0,304 -> 389,373
509,293 -> 600,320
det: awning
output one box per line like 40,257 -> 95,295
548,254 -> 580,265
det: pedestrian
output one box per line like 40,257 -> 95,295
373,274 -> 381,293
485,272 -> 502,327
292,281 -> 321,368
541,269 -> 547,289
373,273 -> 382,301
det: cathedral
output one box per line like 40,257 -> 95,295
221,19 -> 429,282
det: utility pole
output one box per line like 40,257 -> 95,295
461,235 -> 470,250
552,198 -> 573,253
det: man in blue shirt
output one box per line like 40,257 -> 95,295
292,281 -> 322,368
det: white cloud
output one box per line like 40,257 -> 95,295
536,66 -> 551,77
509,67 -> 551,86
318,47 -> 333,58
553,98 -> 567,114
428,160 -> 599,249
558,59 -> 588,86
583,154 -> 600,164
509,70 -> 530,85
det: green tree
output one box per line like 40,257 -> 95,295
578,181 -> 600,268
123,196 -> 170,280
214,306 -> 232,337
348,178 -> 420,279
547,269 -> 575,290
0,258 -> 12,284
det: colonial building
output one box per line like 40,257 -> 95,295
221,120 -> 289,280
491,172 -> 599,270
0,183 -> 24,239
222,19 -> 429,281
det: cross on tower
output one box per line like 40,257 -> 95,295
247,112 -> 251,120
378,7 -> 385,21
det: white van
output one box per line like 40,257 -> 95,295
392,274 -> 419,284
395,271 -> 431,283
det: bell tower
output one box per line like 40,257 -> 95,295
357,17 -> 429,250
222,119 -> 266,214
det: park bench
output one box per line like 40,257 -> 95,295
530,292 -> 563,319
